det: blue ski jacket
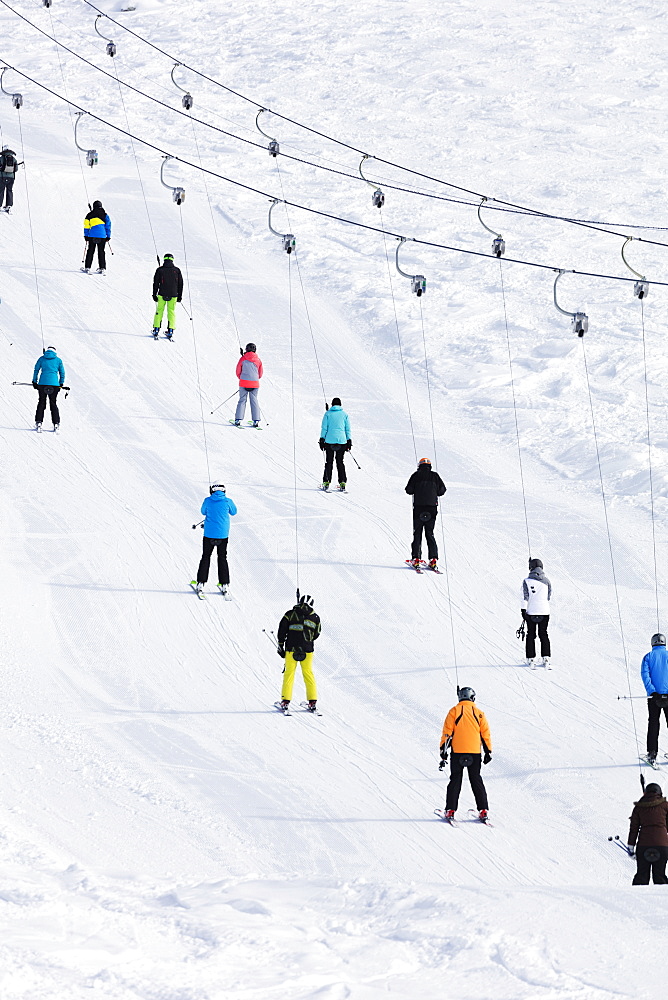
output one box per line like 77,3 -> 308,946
641,645 -> 668,695
320,405 -> 350,445
201,491 -> 237,539
33,349 -> 65,386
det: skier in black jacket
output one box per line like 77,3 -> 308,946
0,146 -> 23,212
405,457 -> 446,570
152,253 -> 184,339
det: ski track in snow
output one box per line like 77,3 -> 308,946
1,0 -> 668,995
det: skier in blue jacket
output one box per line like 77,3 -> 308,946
641,633 -> 668,765
32,346 -> 65,432
319,398 -> 351,491
81,200 -> 111,274
194,484 -> 237,596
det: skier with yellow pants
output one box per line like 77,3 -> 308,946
152,253 -> 183,340
277,594 -> 321,712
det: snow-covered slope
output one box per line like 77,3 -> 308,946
1,0 -> 667,996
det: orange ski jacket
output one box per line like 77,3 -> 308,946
440,700 -> 492,755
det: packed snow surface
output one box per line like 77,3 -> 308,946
1,0 -> 668,996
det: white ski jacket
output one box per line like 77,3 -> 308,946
521,569 -> 551,615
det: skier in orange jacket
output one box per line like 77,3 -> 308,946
439,687 -> 492,821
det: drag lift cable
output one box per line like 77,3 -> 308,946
478,197 -> 505,258
396,238 -> 426,296
73,111 -> 98,167
359,155 -> 385,209
171,63 -> 193,110
553,270 -> 588,337
93,13 -> 116,57
160,154 -> 186,204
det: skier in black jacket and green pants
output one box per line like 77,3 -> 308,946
152,254 -> 184,339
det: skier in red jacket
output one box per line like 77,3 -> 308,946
233,343 -> 263,427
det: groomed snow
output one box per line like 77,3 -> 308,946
1,0 -> 668,996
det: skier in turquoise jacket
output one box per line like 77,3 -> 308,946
194,484 -> 237,596
319,398 -> 352,490
32,346 -> 65,431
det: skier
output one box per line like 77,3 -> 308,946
640,633 -> 668,767
233,343 -> 263,427
627,782 -> 668,885
81,200 -> 111,274
277,593 -> 321,712
193,484 -> 237,596
0,146 -> 22,212
521,557 -> 552,667
152,253 -> 183,339
319,397 -> 351,491
32,345 -> 65,432
439,687 -> 492,821
405,457 -> 446,571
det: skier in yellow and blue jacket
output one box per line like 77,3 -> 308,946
81,200 -> 111,274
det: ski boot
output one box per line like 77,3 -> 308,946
35,421 -> 42,433
411,557 -> 421,569
53,423 -> 60,434
251,419 -> 260,428
307,700 -> 318,713
280,699 -> 290,710
80,267 -> 90,274
526,657 -> 536,668
542,656 -> 551,668
321,481 -> 330,491
337,481 -> 346,492
195,582 -> 204,595
640,752 -> 658,768
233,419 -> 241,427
166,328 -> 174,340
479,809 -> 489,822
96,268 -> 106,275
217,583 -> 228,596
428,558 -> 438,571
444,809 -> 455,821
152,327 -> 160,339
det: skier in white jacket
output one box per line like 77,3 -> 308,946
521,557 -> 551,667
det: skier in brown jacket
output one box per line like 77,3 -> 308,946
627,782 -> 668,884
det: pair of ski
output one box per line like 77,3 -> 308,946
274,700 -> 322,717
35,425 -> 59,434
434,808 -> 493,827
528,657 -> 551,671
152,332 -> 173,341
189,581 -> 232,601
405,559 -> 441,575
229,420 -> 262,430
319,485 -> 346,493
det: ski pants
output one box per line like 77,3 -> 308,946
445,752 -> 488,811
197,536 -> 229,585
281,651 -> 317,702
633,845 -> 668,885
411,505 -> 438,560
153,295 -> 177,330
84,238 -> 106,270
646,696 -> 668,756
35,385 -> 60,425
235,387 -> 260,422
323,443 -> 347,484
0,176 -> 14,208
526,614 -> 550,659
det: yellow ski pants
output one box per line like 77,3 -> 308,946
153,295 -> 177,329
281,651 -> 317,701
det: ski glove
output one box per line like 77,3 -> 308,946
152,294 -> 158,302
439,746 -> 448,769
345,439 -> 352,451
627,846 -> 635,858
318,437 -> 325,451
277,644 -> 286,658
32,381 -> 38,389
483,751 -> 492,765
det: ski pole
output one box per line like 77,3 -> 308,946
258,404 -> 269,427
107,240 -> 114,257
262,628 -> 279,650
210,390 -> 239,415
608,835 -> 634,856
617,695 -> 647,700
12,383 -> 71,390
179,301 -> 193,321
349,451 -> 361,470
192,519 -> 204,529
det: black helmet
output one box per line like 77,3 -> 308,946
209,483 -> 225,494
645,782 -> 662,796
245,342 -> 256,353
93,199 -> 103,209
529,558 -> 543,571
163,253 -> 174,261
457,686 -> 476,702
651,633 -> 666,647
331,397 -> 342,406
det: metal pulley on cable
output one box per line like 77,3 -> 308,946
553,270 -> 588,336
268,199 -> 295,253
256,109 -> 280,157
160,155 -> 186,204
0,68 -> 23,110
171,64 -> 193,110
359,155 -> 385,209
478,197 -> 505,257
73,112 -> 98,167
42,0 -> 52,8
94,15 -> 117,57
621,237 -> 649,299
396,237 -> 426,296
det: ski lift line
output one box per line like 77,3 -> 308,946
178,207 -> 211,482
498,263 -> 531,557
580,337 -> 642,773
288,252 -> 301,588
639,298 -> 660,633
6,58 -> 668,291
15,105 -> 45,350
75,1 -> 668,242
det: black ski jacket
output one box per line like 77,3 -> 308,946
153,261 -> 184,301
405,466 -> 447,507
278,604 -> 321,653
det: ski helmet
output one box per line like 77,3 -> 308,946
245,342 -> 256,353
418,457 -> 431,466
209,483 -> 226,494
528,558 -> 543,571
651,633 -> 666,647
297,593 -> 314,607
163,253 -> 174,261
645,782 -> 662,796
457,686 -> 476,702
331,397 -> 342,407
46,345 -> 57,352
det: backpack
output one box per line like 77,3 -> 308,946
1,152 -> 17,175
